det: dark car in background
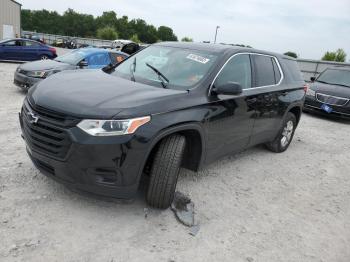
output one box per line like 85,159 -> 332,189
0,38 -> 56,62
19,42 -> 305,208
14,48 -> 128,90
304,67 -> 350,118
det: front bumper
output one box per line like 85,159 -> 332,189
20,111 -> 150,199
14,71 -> 42,90
304,96 -> 350,119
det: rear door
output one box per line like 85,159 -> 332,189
205,54 -> 256,162
247,54 -> 285,146
21,40 -> 41,61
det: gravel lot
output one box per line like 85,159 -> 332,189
0,60 -> 349,262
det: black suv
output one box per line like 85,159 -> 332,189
19,42 -> 305,208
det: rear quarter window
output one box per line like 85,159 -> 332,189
283,59 -> 303,82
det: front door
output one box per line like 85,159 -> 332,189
205,54 -> 256,163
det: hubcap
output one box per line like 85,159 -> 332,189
281,120 -> 294,147
41,56 -> 48,60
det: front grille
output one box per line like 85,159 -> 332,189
316,93 -> 349,107
21,100 -> 78,159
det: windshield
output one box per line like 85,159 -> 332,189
54,50 -> 86,65
112,45 -> 218,89
317,69 -> 350,87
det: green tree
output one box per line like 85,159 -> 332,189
97,26 -> 118,40
130,34 -> 140,43
322,49 -> 347,62
158,26 -> 177,41
21,8 -> 178,43
181,37 -> 193,42
284,51 -> 298,58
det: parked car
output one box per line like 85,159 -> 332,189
22,34 -> 46,44
53,38 -> 77,49
14,48 -> 128,90
19,42 -> 305,208
304,67 -> 350,118
0,38 -> 56,62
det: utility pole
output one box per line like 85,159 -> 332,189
214,26 -> 220,44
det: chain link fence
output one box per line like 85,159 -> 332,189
22,30 -> 113,47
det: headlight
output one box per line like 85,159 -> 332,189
306,88 -> 315,97
77,116 -> 151,136
27,70 -> 54,78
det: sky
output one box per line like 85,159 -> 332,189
19,0 -> 350,60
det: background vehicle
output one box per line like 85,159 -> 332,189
14,48 -> 128,90
22,33 -> 46,44
0,38 -> 56,62
304,67 -> 350,118
20,42 -> 305,208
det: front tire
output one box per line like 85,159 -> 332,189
146,135 -> 186,209
265,112 -> 297,153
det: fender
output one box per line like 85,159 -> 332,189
134,122 -> 206,186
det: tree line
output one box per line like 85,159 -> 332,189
284,49 -> 347,62
21,9 -> 178,43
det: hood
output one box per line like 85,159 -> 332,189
29,70 -> 188,119
20,60 -> 74,71
310,81 -> 350,98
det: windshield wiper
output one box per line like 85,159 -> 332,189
145,62 -> 169,88
129,57 -> 136,82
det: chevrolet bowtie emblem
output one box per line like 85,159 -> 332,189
27,111 -> 39,124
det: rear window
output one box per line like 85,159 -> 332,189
252,55 -> 276,87
283,59 -> 303,81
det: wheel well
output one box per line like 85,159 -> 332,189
289,106 -> 301,125
143,129 -> 203,175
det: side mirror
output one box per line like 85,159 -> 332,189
78,60 -> 88,68
310,77 -> 316,82
212,82 -> 242,96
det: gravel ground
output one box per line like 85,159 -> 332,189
0,61 -> 349,262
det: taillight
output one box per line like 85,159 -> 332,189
49,47 -> 56,54
303,84 -> 309,93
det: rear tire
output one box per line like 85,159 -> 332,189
146,135 -> 186,209
265,112 -> 297,153
40,55 -> 49,60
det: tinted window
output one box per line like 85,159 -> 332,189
214,54 -> 251,89
272,58 -> 281,83
252,55 -> 275,87
283,59 -> 303,81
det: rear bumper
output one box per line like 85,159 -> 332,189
304,96 -> 350,119
14,71 -> 41,90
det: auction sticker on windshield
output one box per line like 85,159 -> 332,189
186,54 -> 210,64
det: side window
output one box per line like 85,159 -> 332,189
110,53 -> 126,64
87,53 -> 110,66
24,41 -> 40,47
283,59 -> 303,82
214,54 -> 252,89
252,55 -> 275,87
3,41 -> 16,46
